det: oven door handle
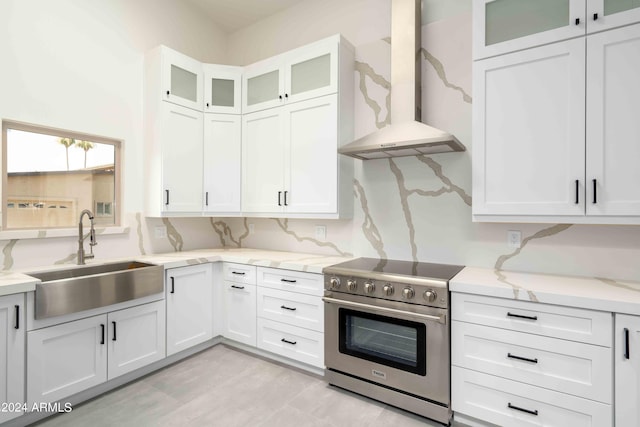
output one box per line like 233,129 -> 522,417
322,297 -> 446,324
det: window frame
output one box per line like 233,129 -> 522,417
1,120 -> 122,231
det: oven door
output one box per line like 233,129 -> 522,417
323,291 -> 449,405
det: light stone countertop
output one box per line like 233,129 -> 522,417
0,248 -> 353,297
451,267 -> 640,315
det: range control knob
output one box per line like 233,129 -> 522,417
402,287 -> 415,299
346,280 -> 357,291
329,277 -> 341,290
423,290 -> 437,302
364,281 -> 376,294
382,284 -> 394,296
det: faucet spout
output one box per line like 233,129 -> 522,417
78,209 -> 97,265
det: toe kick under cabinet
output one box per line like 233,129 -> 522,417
256,267 -> 324,368
451,293 -> 613,427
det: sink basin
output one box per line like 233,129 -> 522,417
30,261 -> 164,319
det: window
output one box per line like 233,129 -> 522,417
2,120 -> 121,230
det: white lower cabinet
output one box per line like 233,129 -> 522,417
223,264 -> 257,346
615,313 -> 640,427
166,264 -> 213,356
27,301 -> 165,405
0,294 -> 25,423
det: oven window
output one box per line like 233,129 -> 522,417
339,308 -> 426,376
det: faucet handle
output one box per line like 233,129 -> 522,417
90,229 -> 97,246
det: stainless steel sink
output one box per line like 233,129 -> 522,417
30,261 -> 164,319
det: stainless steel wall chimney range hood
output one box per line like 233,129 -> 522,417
339,0 -> 465,160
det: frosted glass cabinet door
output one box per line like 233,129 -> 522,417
161,47 -> 203,111
285,42 -> 339,104
588,0 -> 640,33
473,0 -> 586,59
243,58 -> 285,114
204,64 -> 242,114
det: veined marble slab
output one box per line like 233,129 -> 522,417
451,267 -> 640,315
0,271 -> 40,296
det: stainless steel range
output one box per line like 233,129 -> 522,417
322,257 -> 464,425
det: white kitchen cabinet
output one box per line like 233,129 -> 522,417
203,113 -> 241,214
589,0 -> 640,33
242,37 -> 339,114
203,64 -> 242,114
166,264 -> 213,356
472,38 -> 586,217
27,301 -> 166,405
157,45 -> 203,111
257,318 -> 324,368
0,294 -> 24,423
615,313 -> 640,427
223,264 -> 257,346
586,23 -> 640,216
242,94 -> 342,215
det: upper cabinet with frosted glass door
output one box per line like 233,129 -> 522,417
160,46 -> 203,111
242,36 -> 339,113
588,0 -> 640,33
203,64 -> 242,114
473,0 -> 587,59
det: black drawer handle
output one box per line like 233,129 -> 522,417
593,12 -> 598,20
508,403 -> 538,416
205,192 -> 209,206
231,285 -> 245,290
625,327 -> 630,360
280,305 -> 297,311
14,305 -> 19,330
281,279 -> 297,284
165,189 -> 170,206
170,276 -> 175,294
508,353 -> 538,364
281,338 -> 297,345
575,17 -> 580,25
507,312 -> 538,321
112,321 -> 117,342
284,191 -> 288,206
575,180 -> 579,204
278,191 -> 282,206
231,271 -> 246,276
100,324 -> 105,345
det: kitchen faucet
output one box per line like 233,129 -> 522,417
78,209 -> 97,265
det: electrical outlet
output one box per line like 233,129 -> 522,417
155,225 -> 167,239
315,225 -> 326,241
507,230 -> 521,248
248,223 -> 255,234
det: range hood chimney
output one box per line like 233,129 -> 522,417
339,0 -> 465,160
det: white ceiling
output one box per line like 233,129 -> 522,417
184,0 -> 306,33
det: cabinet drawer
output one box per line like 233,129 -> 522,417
258,267 -> 323,296
452,321 -> 612,404
223,263 -> 257,285
257,287 -> 323,332
452,293 -> 612,346
257,318 -> 323,368
452,367 -> 612,427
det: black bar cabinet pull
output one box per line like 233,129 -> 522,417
284,191 -> 288,206
232,271 -> 246,276
281,338 -> 297,345
165,190 -> 170,205
508,403 -> 538,416
278,191 -> 282,206
231,285 -> 245,290
170,277 -> 175,294
281,278 -> 297,284
205,192 -> 209,206
575,180 -> 579,204
14,305 -> 19,330
280,305 -> 297,311
593,13 -> 599,20
507,353 -> 538,364
507,312 -> 538,321
625,328 -> 630,360
593,179 -> 597,204
112,321 -> 117,342
100,324 -> 105,345
575,18 -> 580,25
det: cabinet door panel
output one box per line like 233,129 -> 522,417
615,314 -> 640,427
473,39 -> 585,216
285,95 -> 338,214
166,265 -> 213,356
27,315 -> 107,405
203,114 -> 241,213
224,282 -> 257,346
161,47 -> 203,111
0,295 -> 24,423
243,57 -> 285,114
108,301 -> 166,379
160,103 -> 204,213
242,109 -> 285,213
588,0 -> 640,33
204,65 -> 242,114
286,42 -> 338,104
586,24 -> 640,215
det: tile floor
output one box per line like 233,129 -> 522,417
33,345 -> 459,427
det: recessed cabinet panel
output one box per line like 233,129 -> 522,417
586,24 -> 640,216
203,114 -> 241,213
473,39 -> 586,216
0,295 -> 24,423
615,314 -> 640,427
